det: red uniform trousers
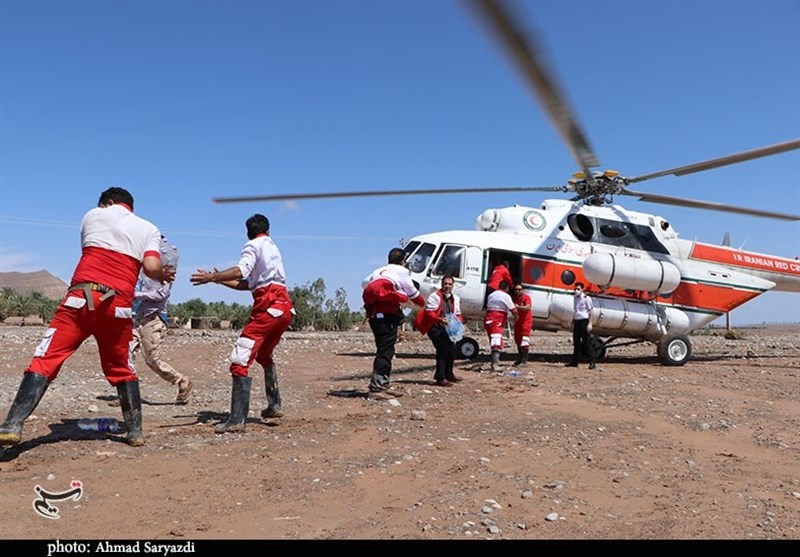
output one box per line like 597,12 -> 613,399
229,284 -> 294,377
514,314 -> 534,347
27,290 -> 136,386
484,309 -> 508,350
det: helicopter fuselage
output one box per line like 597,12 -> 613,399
403,199 -> 800,347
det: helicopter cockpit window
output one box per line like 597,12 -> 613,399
594,218 -> 669,254
402,241 -> 420,261
599,224 -> 626,238
431,244 -> 466,279
405,242 -> 436,274
567,214 -> 593,242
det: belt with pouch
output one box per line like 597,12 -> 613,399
68,282 -> 116,311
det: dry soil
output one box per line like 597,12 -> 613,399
0,323 -> 799,541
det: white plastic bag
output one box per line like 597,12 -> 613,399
444,313 -> 464,343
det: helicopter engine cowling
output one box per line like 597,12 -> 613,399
583,253 -> 681,295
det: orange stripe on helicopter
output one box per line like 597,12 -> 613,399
690,243 -> 800,277
521,257 -> 761,314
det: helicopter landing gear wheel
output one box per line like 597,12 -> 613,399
657,333 -> 692,366
456,337 -> 480,360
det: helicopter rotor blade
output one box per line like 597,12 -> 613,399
466,0 -> 599,177
213,186 -> 566,204
621,188 -> 800,221
627,139 -> 800,184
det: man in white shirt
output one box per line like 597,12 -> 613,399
483,280 -> 518,371
190,214 -> 294,433
566,282 -> 596,370
416,275 -> 464,386
0,187 -> 175,448
362,248 -> 425,398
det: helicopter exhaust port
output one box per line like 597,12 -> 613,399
583,253 -> 681,295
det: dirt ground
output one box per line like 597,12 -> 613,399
0,322 -> 798,541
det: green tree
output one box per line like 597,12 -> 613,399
37,298 -> 60,324
171,298 -> 208,326
0,287 -> 18,323
228,303 -> 251,330
328,287 -> 353,331
15,295 -> 38,325
168,278 -> 359,331
30,291 -> 59,324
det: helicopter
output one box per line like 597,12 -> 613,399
212,0 -> 800,366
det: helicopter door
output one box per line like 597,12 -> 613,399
484,250 -> 523,287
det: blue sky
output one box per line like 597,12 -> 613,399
1,0 -> 798,326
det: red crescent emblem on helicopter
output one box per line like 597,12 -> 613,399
523,210 -> 546,231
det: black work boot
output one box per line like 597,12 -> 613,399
490,350 -> 501,371
215,376 -> 252,434
260,365 -> 284,419
117,380 -> 145,446
0,372 -> 49,447
516,347 -> 529,367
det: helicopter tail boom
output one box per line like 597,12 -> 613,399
690,243 -> 800,293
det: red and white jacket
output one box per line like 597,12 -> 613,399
70,204 -> 161,305
415,289 -> 463,334
362,263 -> 424,317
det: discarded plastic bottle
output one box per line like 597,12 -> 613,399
77,417 -> 121,433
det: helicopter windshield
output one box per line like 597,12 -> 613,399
404,241 -> 436,273
431,244 -> 466,279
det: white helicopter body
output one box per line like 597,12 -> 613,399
402,199 -> 800,364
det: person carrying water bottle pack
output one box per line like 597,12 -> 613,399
415,275 -> 464,387
129,236 -> 192,404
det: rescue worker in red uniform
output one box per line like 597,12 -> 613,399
0,187 -> 175,448
485,259 -> 513,307
483,280 -> 518,371
190,214 -> 294,433
415,275 -> 464,386
511,283 -> 534,366
362,248 -> 425,398
488,260 -> 513,291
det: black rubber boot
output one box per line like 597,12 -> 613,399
215,376 -> 252,433
0,372 -> 49,447
260,365 -> 283,419
515,347 -> 529,367
117,380 -> 145,446
490,350 -> 501,371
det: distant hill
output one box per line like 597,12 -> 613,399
0,270 -> 69,300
